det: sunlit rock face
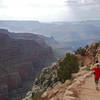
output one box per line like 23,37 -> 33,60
0,29 -> 56,100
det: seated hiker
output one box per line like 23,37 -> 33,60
92,62 -> 100,90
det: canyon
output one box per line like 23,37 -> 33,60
0,29 -> 56,100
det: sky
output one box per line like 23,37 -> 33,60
0,0 -> 100,22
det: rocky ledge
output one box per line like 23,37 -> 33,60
23,64 -> 93,100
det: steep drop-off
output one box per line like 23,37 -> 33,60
0,29 -> 56,100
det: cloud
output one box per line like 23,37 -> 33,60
64,0 -> 100,21
65,0 -> 100,8
0,0 -> 100,21
0,0 -> 67,22
0,0 -> 6,8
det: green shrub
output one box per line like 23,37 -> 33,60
93,51 -> 97,57
85,66 -> 90,71
57,53 -> 79,83
75,47 -> 86,56
85,45 -> 89,49
80,61 -> 84,67
32,91 -> 44,100
35,78 -> 40,85
69,77 -> 75,85
35,76 -> 46,85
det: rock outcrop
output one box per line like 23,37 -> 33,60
41,66 -> 92,100
33,62 -> 60,92
23,65 -> 92,100
23,61 -> 60,100
0,29 -> 56,100
76,42 -> 100,65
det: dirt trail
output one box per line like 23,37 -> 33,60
79,75 -> 100,100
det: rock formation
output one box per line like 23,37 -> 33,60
0,29 -> 56,100
41,66 -> 92,100
76,42 -> 100,65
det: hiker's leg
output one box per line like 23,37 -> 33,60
95,78 -> 99,90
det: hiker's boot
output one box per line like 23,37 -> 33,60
96,86 -> 99,90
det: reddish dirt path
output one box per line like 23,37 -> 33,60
79,75 -> 100,100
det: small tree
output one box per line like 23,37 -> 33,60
75,47 -> 86,56
85,45 -> 89,49
57,53 -> 79,83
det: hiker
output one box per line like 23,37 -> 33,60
93,60 -> 100,75
94,60 -> 100,68
92,61 -> 100,90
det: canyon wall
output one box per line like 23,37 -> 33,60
0,29 -> 56,100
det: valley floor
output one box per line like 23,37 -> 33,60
79,75 -> 100,100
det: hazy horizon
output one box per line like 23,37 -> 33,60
0,0 -> 100,22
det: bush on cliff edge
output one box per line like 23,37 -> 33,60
57,53 -> 79,83
75,47 -> 86,56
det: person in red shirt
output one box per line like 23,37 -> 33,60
93,63 -> 100,90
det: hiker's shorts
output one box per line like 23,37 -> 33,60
95,78 -> 99,84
